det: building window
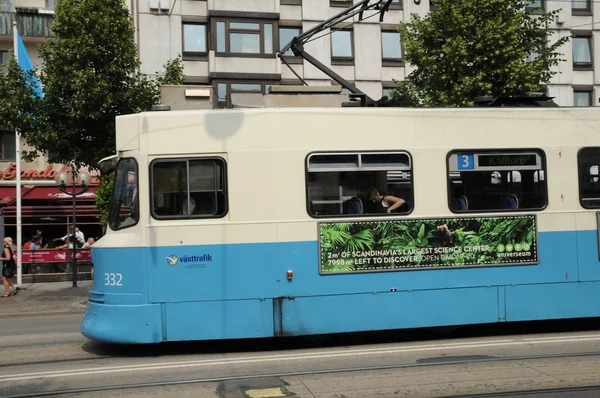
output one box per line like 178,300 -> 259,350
573,36 -> 592,69
382,31 -> 402,63
0,50 -> 9,72
448,149 -> 547,212
214,19 -> 275,56
183,23 -> 207,54
151,158 -> 228,219
572,0 -> 591,13
578,147 -> 600,208
214,81 -> 273,108
0,131 -> 16,161
0,0 -> 11,12
331,30 -> 353,64
279,26 -> 301,56
281,0 -> 301,5
306,151 -> 414,217
46,0 -> 55,10
574,90 -> 593,106
330,0 -> 352,7
526,0 -> 543,10
389,0 -> 402,10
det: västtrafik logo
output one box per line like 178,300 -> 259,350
166,255 -> 179,266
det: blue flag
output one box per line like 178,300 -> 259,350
15,27 -> 43,99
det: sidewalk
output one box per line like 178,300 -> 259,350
0,281 -> 92,318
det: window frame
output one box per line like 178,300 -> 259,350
108,157 -> 140,231
212,18 -> 278,58
330,28 -> 355,65
305,150 -> 415,219
572,35 -> 593,70
149,156 -> 229,220
388,0 -> 403,10
0,130 -> 16,161
279,25 -> 303,64
330,0 -> 352,7
182,22 -> 208,59
0,50 -> 9,72
577,147 -> 600,209
281,0 -> 302,5
212,80 -> 274,108
446,148 -> 548,214
525,0 -> 544,14
573,88 -> 593,106
381,30 -> 403,65
572,0 -> 592,16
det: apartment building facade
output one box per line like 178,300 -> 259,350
134,0 -> 600,107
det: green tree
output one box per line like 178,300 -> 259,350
396,0 -> 569,107
94,56 -> 184,231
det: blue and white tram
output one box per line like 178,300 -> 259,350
82,106 -> 600,344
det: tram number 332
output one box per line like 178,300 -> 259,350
104,273 -> 123,286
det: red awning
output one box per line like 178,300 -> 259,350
0,185 -> 96,205
1,205 -> 100,218
22,186 -> 96,201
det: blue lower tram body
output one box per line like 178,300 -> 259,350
81,230 -> 600,344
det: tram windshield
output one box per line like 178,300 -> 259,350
108,158 -> 139,230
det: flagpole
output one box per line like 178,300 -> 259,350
13,21 -> 22,288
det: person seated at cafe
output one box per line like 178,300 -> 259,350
82,237 -> 95,249
57,236 -> 77,250
58,226 -> 85,247
23,237 -> 34,250
29,236 -> 41,250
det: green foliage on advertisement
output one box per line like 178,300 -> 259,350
319,215 -> 537,274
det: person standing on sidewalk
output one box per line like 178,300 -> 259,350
1,237 -> 18,297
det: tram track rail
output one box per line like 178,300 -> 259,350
3,350 -> 600,398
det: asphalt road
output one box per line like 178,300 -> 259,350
2,315 -> 600,397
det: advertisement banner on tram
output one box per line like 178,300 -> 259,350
318,215 -> 538,274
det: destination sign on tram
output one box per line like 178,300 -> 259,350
478,154 -> 538,167
454,152 -> 540,171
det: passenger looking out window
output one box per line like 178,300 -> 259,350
306,152 -> 413,217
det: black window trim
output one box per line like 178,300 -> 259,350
149,156 -> 229,221
330,28 -> 355,65
212,18 -> 279,58
446,148 -> 548,214
572,0 -> 591,15
0,129 -> 16,162
109,157 -> 140,231
305,149 -> 415,219
381,29 -> 404,66
577,146 -> 600,209
572,34 -> 593,70
182,21 -> 208,60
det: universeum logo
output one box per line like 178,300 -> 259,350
166,255 -> 179,266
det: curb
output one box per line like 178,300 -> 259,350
3,300 -> 88,318
6,308 -> 88,318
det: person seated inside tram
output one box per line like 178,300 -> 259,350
368,188 -> 406,214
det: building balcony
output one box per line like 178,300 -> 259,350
0,9 -> 55,38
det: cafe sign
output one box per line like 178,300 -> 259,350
0,164 -> 101,182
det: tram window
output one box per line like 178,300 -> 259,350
108,158 -> 139,231
578,147 -> 600,208
151,158 -> 227,219
447,150 -> 547,212
306,151 -> 413,217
